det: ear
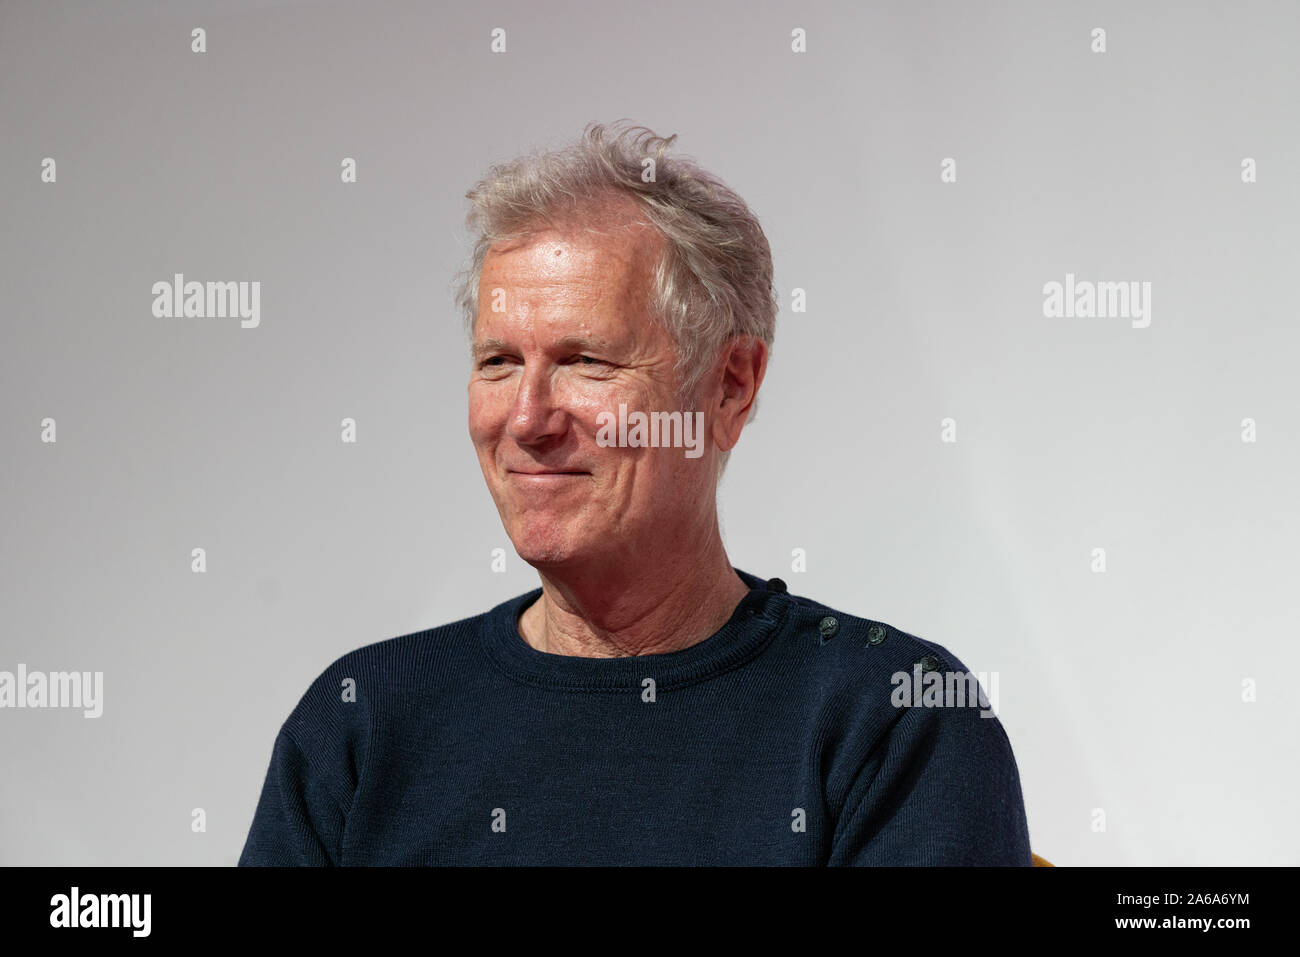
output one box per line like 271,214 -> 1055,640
711,336 -> 768,453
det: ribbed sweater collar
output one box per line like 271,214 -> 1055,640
479,567 -> 790,692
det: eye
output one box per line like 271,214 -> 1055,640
569,354 -> 618,368
482,356 -> 505,366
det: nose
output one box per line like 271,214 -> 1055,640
506,363 -> 565,446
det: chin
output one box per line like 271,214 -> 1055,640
514,546 -> 585,571
508,525 -> 589,569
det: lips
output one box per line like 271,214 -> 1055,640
507,468 -> 590,476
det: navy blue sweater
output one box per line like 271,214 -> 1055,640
238,569 -> 1032,865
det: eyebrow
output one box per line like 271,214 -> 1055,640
471,338 -> 509,360
471,334 -> 616,360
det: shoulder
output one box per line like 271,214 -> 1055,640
774,584 -> 977,701
276,601 -> 503,759
770,583 -> 1015,763
774,585 -> 1028,857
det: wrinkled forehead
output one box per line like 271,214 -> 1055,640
474,218 -> 664,341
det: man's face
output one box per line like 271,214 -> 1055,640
467,221 -> 716,571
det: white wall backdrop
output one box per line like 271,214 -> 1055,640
2,0 -> 1296,865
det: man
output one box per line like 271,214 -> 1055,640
238,121 -> 1034,866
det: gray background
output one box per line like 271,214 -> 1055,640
2,0 -> 1296,866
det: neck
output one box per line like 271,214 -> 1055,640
518,526 -> 750,658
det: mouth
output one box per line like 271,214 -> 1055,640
507,468 -> 591,477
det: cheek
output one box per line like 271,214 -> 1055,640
570,379 -> 662,428
568,374 -> 620,410
576,383 -> 684,484
552,383 -> 618,443
467,386 -> 507,444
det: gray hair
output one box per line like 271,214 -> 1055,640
451,121 -> 777,473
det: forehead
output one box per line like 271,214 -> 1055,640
482,214 -> 658,281
475,218 -> 663,337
